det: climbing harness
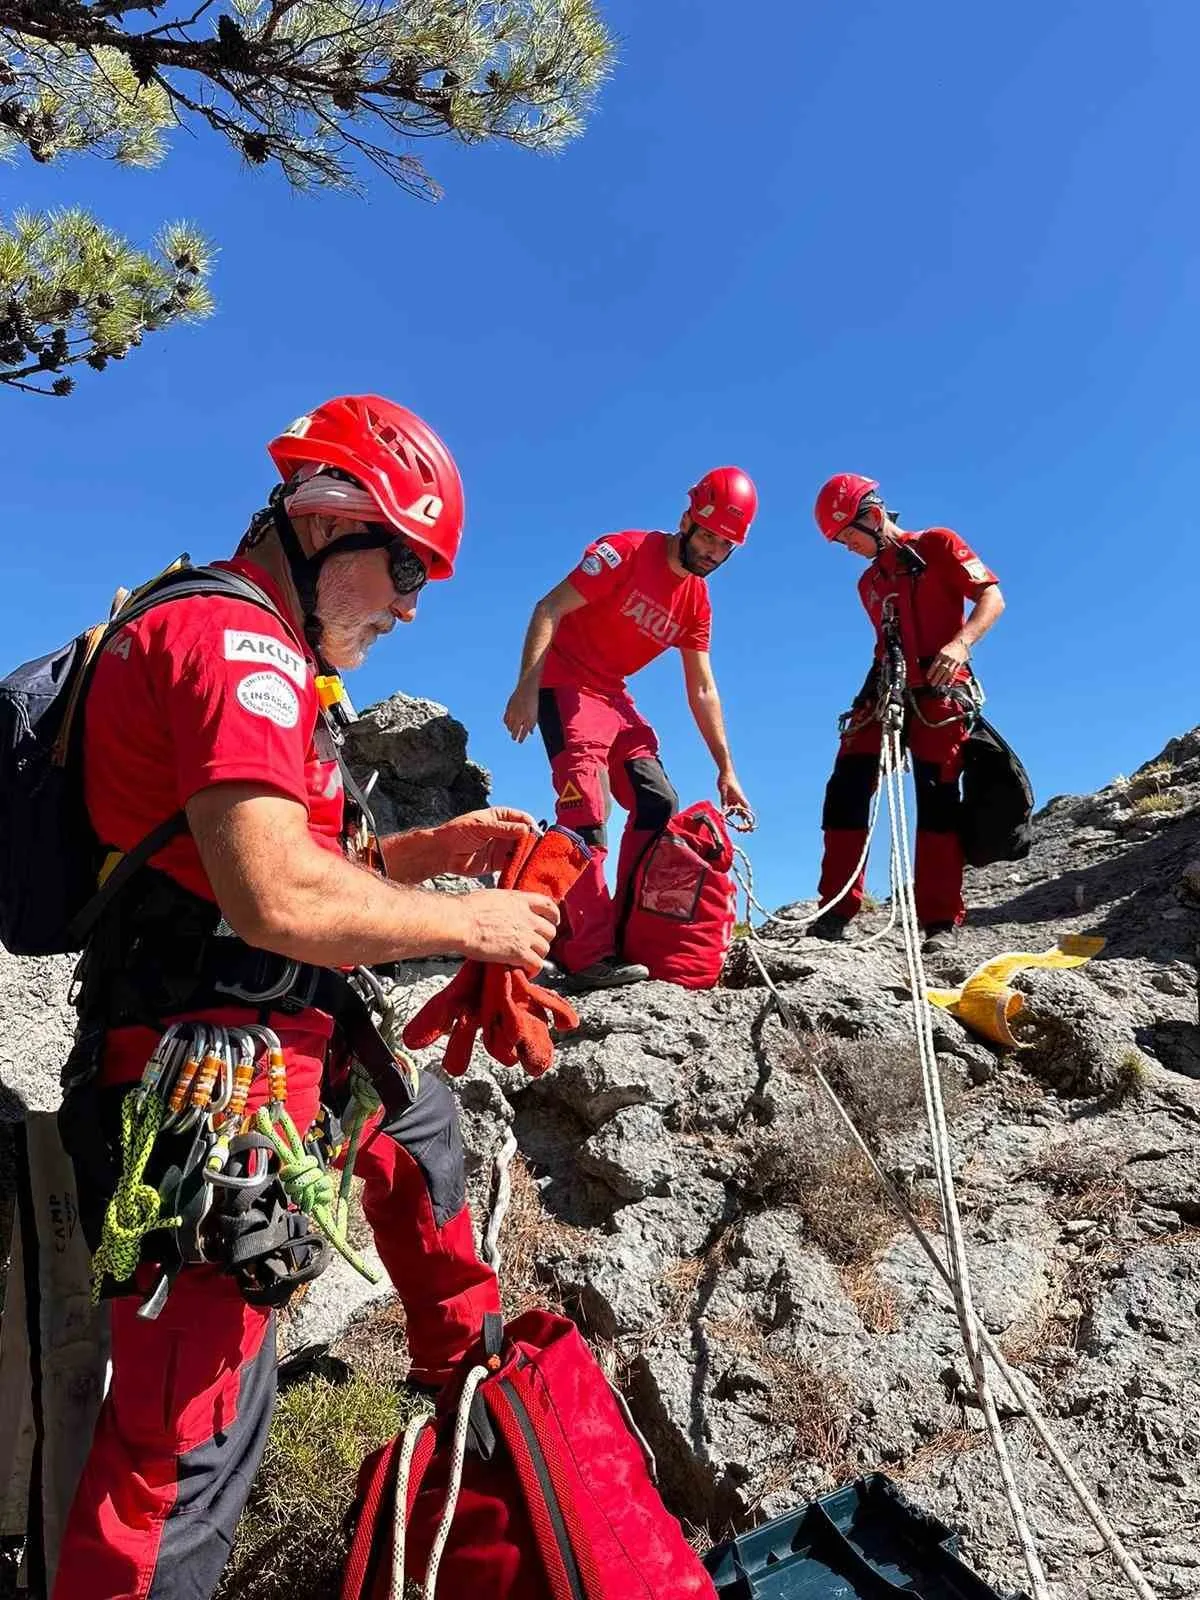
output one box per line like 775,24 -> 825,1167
91,1017 -> 386,1316
734,598 -> 980,949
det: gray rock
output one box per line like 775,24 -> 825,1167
342,691 -> 490,836
4,696 -> 1200,1600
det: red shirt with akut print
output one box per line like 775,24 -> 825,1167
543,531 -> 712,696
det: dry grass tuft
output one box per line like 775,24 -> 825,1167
1025,1142 -> 1134,1227
1129,790 -> 1184,817
658,1229 -> 739,1325
1127,759 -> 1174,801
780,1031 -> 961,1139
728,1030 -> 966,1286
901,1426 -> 986,1480
706,1312 -> 854,1505
743,1138 -> 901,1266
219,1371 -> 423,1600
839,1260 -> 900,1333
333,1296 -> 410,1387
999,1140 -> 1136,1371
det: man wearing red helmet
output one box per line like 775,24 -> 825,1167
53,397 -> 559,1600
810,474 -> 1005,954
504,469 -> 756,989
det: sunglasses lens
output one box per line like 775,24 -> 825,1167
389,540 -> 428,595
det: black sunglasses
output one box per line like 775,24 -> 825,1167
384,534 -> 430,596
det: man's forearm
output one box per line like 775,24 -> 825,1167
515,604 -> 557,687
247,843 -> 474,966
958,585 -> 1005,649
688,688 -> 735,771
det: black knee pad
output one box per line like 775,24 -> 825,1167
626,756 -> 678,831
822,753 -> 878,831
536,689 -> 566,759
577,821 -> 607,849
913,759 -> 962,834
377,1071 -> 467,1227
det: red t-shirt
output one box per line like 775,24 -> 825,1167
543,531 -> 712,695
856,528 -> 997,686
83,556 -> 345,1101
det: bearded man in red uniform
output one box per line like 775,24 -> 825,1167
53,396 -> 559,1600
503,470 -> 757,989
809,474 -> 1005,954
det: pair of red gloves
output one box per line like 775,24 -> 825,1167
402,825 -> 590,1078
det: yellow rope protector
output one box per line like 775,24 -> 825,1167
927,934 -> 1106,1047
90,1092 -> 182,1303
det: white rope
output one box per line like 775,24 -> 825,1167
879,724 -> 1051,1599
422,1363 -> 491,1599
731,747 -> 892,952
391,1411 -> 435,1600
483,1129 -> 518,1274
741,938 -> 1158,1600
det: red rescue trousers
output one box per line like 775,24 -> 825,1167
537,684 -> 677,972
54,1051 -> 498,1600
818,689 -> 972,929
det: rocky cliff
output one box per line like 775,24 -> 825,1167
2,703 -> 1198,1600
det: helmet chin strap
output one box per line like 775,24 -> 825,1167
269,490 -> 394,663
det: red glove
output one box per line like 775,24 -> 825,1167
400,959 -> 485,1077
402,826 -> 590,1077
480,964 -> 582,1077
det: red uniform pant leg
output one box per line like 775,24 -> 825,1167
818,717 -> 883,921
348,1070 -> 499,1386
53,1268 -> 275,1600
608,700 -> 678,939
536,685 -> 624,972
907,695 -> 970,928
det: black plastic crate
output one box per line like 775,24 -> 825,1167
703,1474 -> 1021,1599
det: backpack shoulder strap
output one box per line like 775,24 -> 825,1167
108,565 -> 294,640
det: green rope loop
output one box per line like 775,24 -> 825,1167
253,1106 -> 380,1285
90,1092 -> 181,1303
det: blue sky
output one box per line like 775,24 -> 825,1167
3,0 -> 1197,912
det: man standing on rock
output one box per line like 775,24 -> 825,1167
53,395 -> 558,1600
809,473 -> 1005,954
503,469 -> 757,990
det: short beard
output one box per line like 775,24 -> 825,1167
314,552 -> 394,670
680,530 -> 725,579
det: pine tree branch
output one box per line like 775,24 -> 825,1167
0,1 -> 615,188
0,207 -> 216,395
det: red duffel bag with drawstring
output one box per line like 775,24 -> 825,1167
619,801 -> 737,989
341,1308 -> 715,1600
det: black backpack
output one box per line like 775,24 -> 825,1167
0,561 -> 286,957
958,715 -> 1034,868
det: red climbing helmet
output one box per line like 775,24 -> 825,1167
686,467 -> 758,544
814,473 -> 880,542
267,395 -> 465,579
